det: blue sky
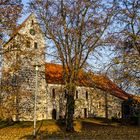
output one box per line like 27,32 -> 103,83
6,0 -> 138,94
18,0 -> 30,24
19,0 -> 115,73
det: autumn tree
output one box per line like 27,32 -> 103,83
0,0 -> 23,41
0,0 -> 23,78
0,0 -> 23,118
107,0 -> 140,94
29,0 -> 115,131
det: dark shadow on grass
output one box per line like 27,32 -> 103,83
0,120 -> 34,129
13,121 -> 33,128
20,120 -> 63,140
79,119 -> 108,131
20,119 -> 80,140
35,119 -> 113,139
91,117 -> 113,124
87,117 -> 121,125
81,121 -> 106,131
19,121 -> 43,140
36,119 -> 66,139
56,118 -> 66,131
18,118 -> 122,140
0,120 -> 15,129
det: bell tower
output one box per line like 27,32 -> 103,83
2,13 -> 47,121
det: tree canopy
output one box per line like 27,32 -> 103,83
29,0 -> 116,131
108,0 -> 140,94
0,0 -> 23,42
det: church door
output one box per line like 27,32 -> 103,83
52,109 -> 57,120
84,108 -> 87,118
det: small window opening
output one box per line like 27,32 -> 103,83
31,20 -> 34,26
86,91 -> 88,100
76,90 -> 78,99
52,88 -> 55,99
26,41 -> 30,48
34,42 -> 38,49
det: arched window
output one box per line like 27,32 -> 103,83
86,91 -> 88,100
76,90 -> 78,99
52,88 -> 55,99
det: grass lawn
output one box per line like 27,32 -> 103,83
0,118 -> 140,140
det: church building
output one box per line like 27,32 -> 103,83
1,14 -> 130,121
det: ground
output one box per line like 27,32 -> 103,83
0,118 -> 140,140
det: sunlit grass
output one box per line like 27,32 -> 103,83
0,118 -> 140,140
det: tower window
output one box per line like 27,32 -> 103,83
26,41 -> 30,48
52,88 -> 55,99
34,42 -> 38,49
31,20 -> 34,26
76,90 -> 78,99
86,91 -> 88,100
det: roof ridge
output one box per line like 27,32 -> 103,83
46,62 -> 62,66
45,62 -> 131,100
3,13 -> 35,47
11,13 -> 33,37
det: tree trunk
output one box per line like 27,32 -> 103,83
66,85 -> 75,132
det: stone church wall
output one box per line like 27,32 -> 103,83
1,14 -> 124,121
44,84 -> 123,120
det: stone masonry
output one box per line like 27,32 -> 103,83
1,14 -> 128,121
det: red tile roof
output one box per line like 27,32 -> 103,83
45,63 -> 131,100
45,63 -> 64,84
